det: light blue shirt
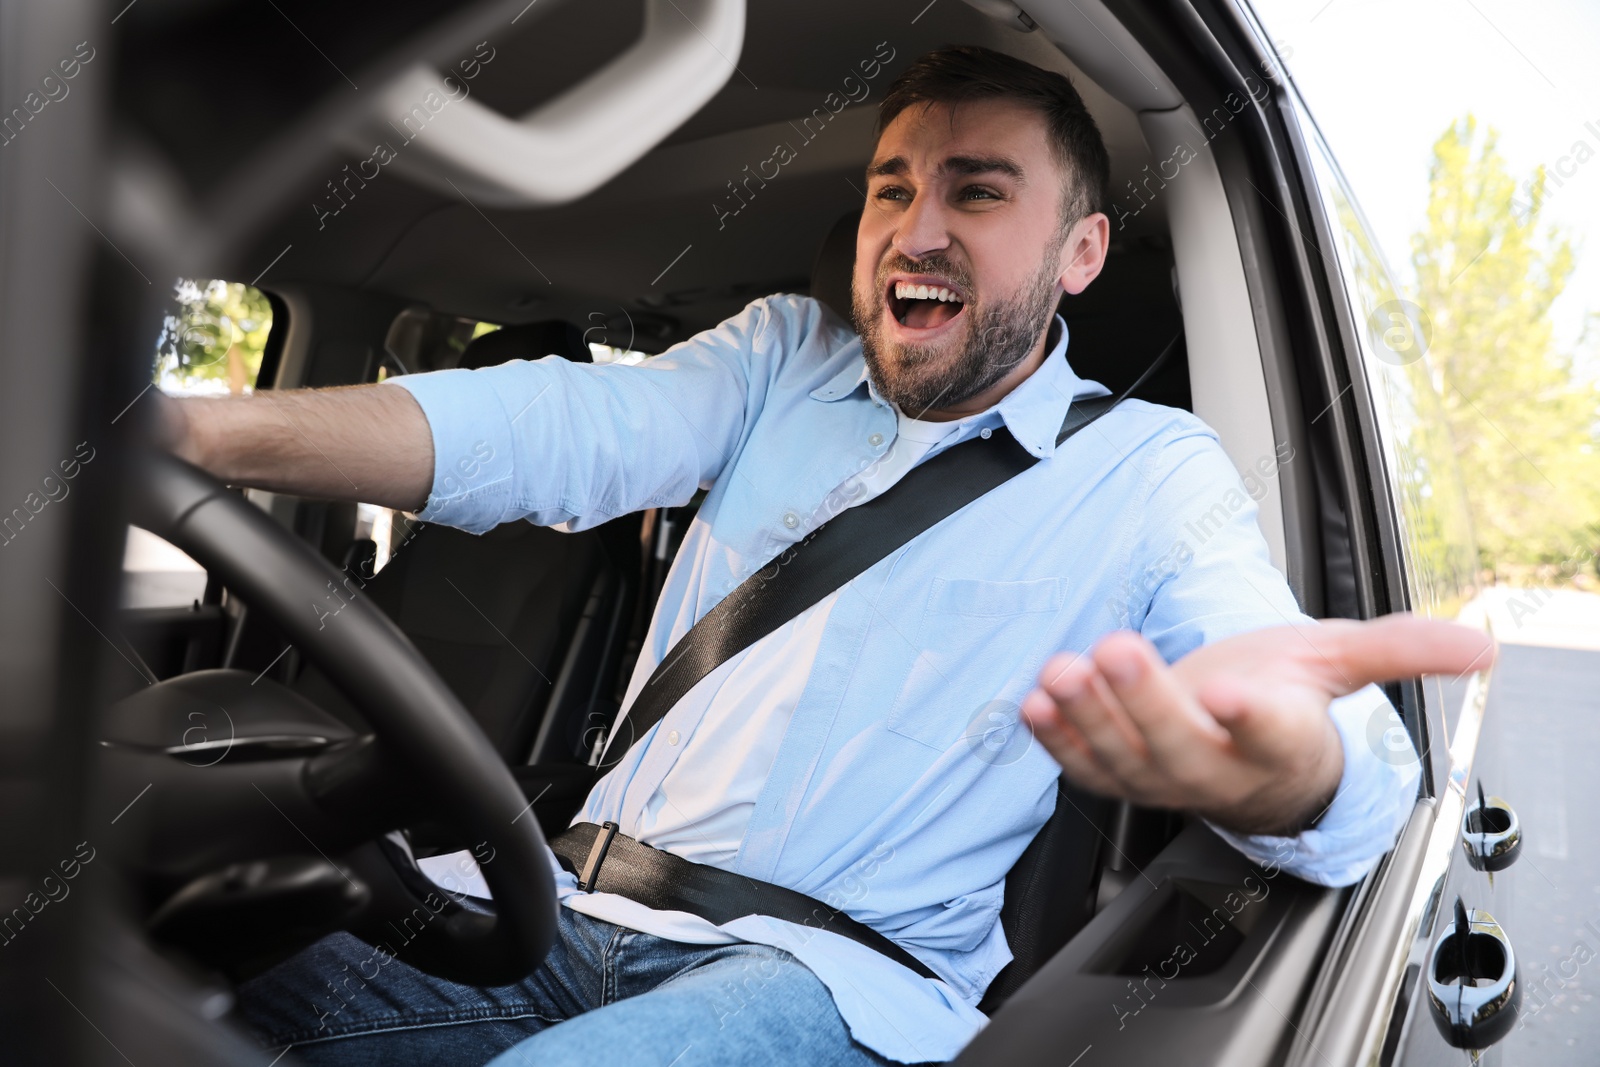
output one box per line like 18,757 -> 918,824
393,295 -> 1418,1063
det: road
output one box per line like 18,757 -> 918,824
1485,641 -> 1600,1064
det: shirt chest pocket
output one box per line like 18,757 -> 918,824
884,576 -> 1065,750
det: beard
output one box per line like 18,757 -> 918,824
851,241 -> 1065,417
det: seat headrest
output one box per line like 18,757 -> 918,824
809,210 -> 860,325
459,320 -> 592,370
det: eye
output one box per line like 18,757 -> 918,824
959,185 -> 1001,201
873,184 -> 911,202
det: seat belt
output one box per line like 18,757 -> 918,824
548,820 -> 943,979
547,333 -> 1181,980
601,331 -> 1181,766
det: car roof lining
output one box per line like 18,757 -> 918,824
234,0 -> 1285,580
225,0 -> 1167,335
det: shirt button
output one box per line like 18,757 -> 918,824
980,427 -> 993,439
667,730 -> 680,746
782,511 -> 799,529
868,432 -> 884,447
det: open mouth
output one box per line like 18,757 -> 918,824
886,277 -> 967,331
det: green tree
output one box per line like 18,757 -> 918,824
1410,116 -> 1600,575
156,279 -> 273,395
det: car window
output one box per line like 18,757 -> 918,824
122,279 -> 276,608
1300,134 -> 1480,624
468,320 -> 652,366
155,279 -> 274,395
1299,128 -> 1483,748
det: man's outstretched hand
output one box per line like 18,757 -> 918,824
1020,614 -> 1495,836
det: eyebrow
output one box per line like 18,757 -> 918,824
865,154 -> 1026,181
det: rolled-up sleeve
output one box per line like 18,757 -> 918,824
388,298 -> 774,533
1131,419 -> 1421,887
1210,686 -> 1421,887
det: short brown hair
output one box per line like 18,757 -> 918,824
876,46 -> 1111,228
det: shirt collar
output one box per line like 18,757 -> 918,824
810,354 -> 873,403
997,316 -> 1110,458
811,316 -> 1109,459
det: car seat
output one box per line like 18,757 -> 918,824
292,322 -> 643,768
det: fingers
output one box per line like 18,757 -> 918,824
1028,633 -> 1280,809
1036,651 -> 1151,779
1024,653 -> 1138,796
1020,686 -> 1092,756
1312,614 -> 1496,693
1092,632 -> 1232,761
1021,689 -> 1123,795
1027,639 -> 1235,804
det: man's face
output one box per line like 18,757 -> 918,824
853,98 -> 1102,419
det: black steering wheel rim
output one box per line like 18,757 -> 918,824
126,451 -> 557,984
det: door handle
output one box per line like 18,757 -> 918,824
1461,781 -> 1521,872
1426,898 -> 1522,1050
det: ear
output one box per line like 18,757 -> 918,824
1057,212 -> 1110,296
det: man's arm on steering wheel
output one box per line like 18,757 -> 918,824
153,295 -> 780,530
154,383 -> 435,510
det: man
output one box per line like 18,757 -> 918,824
163,46 -> 1489,1067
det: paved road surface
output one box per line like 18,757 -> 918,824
1485,642 -> 1600,1064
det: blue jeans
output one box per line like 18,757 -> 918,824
235,905 -> 931,1067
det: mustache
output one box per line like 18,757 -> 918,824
873,252 -> 975,299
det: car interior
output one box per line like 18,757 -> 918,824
32,0 -> 1405,1062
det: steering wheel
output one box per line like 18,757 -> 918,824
101,452 -> 557,985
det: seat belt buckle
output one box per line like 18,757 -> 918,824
576,821 -> 620,892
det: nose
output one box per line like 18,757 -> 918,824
891,192 -> 952,261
